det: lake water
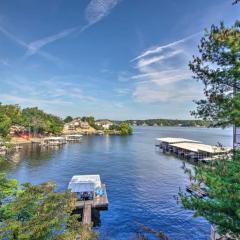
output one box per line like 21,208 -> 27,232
1,127 -> 232,240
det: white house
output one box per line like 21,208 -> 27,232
95,120 -> 113,130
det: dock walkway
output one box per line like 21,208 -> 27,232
83,203 -> 92,225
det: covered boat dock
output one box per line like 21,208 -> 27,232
65,134 -> 82,142
41,137 -> 66,146
156,137 -> 231,162
155,137 -> 200,153
68,175 -> 108,225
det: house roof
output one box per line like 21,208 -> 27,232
96,119 -> 113,124
65,134 -> 83,137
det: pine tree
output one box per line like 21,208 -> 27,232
0,178 -> 97,240
189,21 -> 240,127
180,152 -> 240,237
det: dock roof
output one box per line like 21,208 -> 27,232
65,134 -> 83,137
170,142 -> 230,154
44,136 -> 65,140
68,175 -> 101,193
156,137 -> 200,144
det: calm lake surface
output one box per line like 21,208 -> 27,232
1,127 -> 232,240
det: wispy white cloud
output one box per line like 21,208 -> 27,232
136,49 -> 183,68
0,94 -> 71,106
132,32 -> 201,62
0,0 -> 121,60
25,0 -> 121,55
0,25 -> 63,65
117,71 -> 131,82
85,0 -> 120,27
24,0 -> 121,56
115,88 -> 130,96
0,74 -> 97,109
133,80 -> 202,103
0,26 -> 27,48
131,33 -> 203,103
25,27 -> 78,56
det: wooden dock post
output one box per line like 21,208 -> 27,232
83,203 -> 92,225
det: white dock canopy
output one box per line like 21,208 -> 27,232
44,136 -> 66,140
66,134 -> 83,137
170,142 -> 230,154
156,137 -> 200,144
68,175 -> 101,193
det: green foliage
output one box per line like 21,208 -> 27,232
0,113 -> 11,137
233,0 -> 240,5
22,107 -> 64,135
180,151 -> 240,237
2,104 -> 23,125
0,104 -> 64,137
94,124 -> 104,131
0,173 -> 18,200
119,122 -> 132,135
81,116 -> 105,130
109,123 -> 132,135
109,124 -> 120,131
82,116 -> 95,127
0,103 -> 23,137
0,179 -> 97,240
189,21 -> 240,127
64,116 -> 73,123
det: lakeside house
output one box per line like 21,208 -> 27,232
63,118 -> 95,135
80,121 -> 90,129
9,125 -> 28,137
64,118 -> 90,131
95,119 -> 113,130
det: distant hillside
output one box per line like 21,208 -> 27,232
125,119 -> 211,127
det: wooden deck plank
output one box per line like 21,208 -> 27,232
83,203 -> 92,225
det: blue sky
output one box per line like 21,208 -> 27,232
0,0 -> 239,120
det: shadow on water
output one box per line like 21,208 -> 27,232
72,208 -> 101,227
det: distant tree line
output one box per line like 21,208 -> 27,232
125,119 -> 211,127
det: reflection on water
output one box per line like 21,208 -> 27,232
1,127 -> 232,240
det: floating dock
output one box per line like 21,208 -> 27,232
65,134 -> 83,142
41,137 -> 66,146
68,175 -> 108,226
155,137 -> 231,162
